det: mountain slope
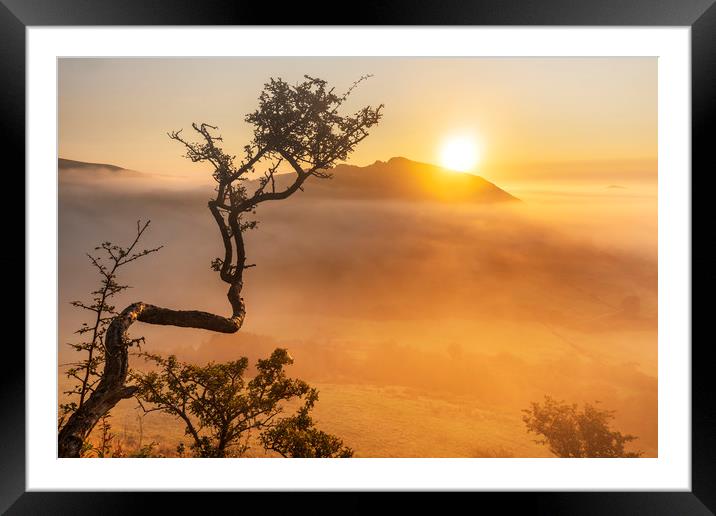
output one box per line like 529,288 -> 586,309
252,156 -> 519,203
59,158 -> 127,172
59,158 -> 144,179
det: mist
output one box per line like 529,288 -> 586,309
58,160 -> 657,457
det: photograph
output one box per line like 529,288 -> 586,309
57,56 -> 658,460
4,3 -> 708,508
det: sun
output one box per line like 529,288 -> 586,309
440,136 -> 481,172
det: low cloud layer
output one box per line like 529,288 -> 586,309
59,160 -> 657,456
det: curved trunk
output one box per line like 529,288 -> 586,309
58,301 -> 244,458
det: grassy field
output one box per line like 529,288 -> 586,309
80,382 -> 550,458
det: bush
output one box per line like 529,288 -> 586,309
522,396 -> 642,458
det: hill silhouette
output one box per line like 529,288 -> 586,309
58,156 -> 518,203
59,158 -> 145,180
252,157 -> 518,203
59,158 -> 127,172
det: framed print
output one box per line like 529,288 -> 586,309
5,0 -> 714,513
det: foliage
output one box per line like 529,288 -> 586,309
260,392 -> 353,458
59,221 -> 161,431
80,414 -> 123,458
130,441 -> 161,458
132,348 -> 352,458
245,75 -> 383,177
522,396 -> 642,458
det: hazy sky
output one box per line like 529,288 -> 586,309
59,57 -> 656,180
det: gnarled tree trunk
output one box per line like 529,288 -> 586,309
58,300 -> 244,458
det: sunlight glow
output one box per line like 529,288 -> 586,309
440,136 -> 481,172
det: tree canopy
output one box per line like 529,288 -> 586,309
522,396 -> 642,458
133,349 -> 352,458
168,75 -> 383,332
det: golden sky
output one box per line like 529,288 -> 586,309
59,57 -> 656,180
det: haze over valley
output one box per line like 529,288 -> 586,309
59,155 -> 657,457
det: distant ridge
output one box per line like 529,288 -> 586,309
58,158 -> 147,181
59,158 -> 127,172
249,156 -> 519,204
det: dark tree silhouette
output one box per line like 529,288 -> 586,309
260,390 -> 353,458
133,349 -> 352,458
58,75 -> 382,457
58,222 -> 161,455
522,396 -> 642,458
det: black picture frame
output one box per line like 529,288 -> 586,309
4,1 -> 713,513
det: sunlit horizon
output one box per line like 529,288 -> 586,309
439,134 -> 482,173
59,57 -> 656,183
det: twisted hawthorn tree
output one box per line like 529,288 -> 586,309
58,75 -> 383,457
